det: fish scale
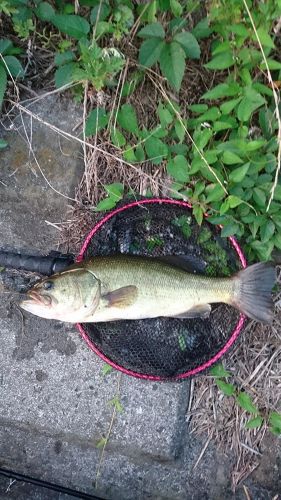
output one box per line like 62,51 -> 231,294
83,255 -> 236,322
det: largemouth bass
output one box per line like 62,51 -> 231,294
20,255 -> 276,324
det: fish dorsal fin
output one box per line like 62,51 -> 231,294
103,285 -> 138,308
158,255 -> 204,274
172,304 -> 211,319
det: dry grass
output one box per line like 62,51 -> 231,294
189,268 -> 281,490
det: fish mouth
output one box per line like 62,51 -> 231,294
23,291 -> 52,307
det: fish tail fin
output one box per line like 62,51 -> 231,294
232,262 -> 276,324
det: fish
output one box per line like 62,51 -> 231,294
19,255 -> 276,324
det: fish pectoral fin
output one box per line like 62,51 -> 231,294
172,304 -> 211,319
102,285 -> 138,308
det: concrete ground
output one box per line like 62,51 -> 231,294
0,95 -> 280,500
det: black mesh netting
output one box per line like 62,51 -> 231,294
79,200 -> 245,379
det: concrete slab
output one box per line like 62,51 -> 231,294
0,95 -> 194,499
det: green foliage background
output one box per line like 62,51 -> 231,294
1,0 -> 281,263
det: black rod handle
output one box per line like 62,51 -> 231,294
0,250 -> 75,275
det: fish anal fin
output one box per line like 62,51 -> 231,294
103,285 -> 138,308
172,304 -> 211,319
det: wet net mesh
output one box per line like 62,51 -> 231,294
80,200 -> 244,379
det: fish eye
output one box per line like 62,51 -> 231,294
43,281 -> 54,290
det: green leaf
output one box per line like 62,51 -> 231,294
108,396 -> 124,413
138,22 -> 165,39
229,163 -> 249,183
220,97 -> 242,115
173,31 -> 200,59
111,128 -> 126,148
52,14 -> 90,40
202,82 -> 240,100
85,108 -> 109,136
259,108 -> 276,139
121,71 -> 143,98
237,88 -> 266,122
0,138 -> 8,149
192,18 -> 211,40
260,220 -> 275,242
228,195 -> 242,208
220,221 -> 240,237
90,4 -> 110,23
245,416 -> 263,429
273,185 -> 281,201
260,59 -> 281,70
0,64 -> 7,109
167,155 -> 189,182
270,427 -> 281,436
250,239 -> 274,261
193,128 -> 212,150
193,205 -> 203,226
222,151 -> 243,165
104,183 -> 123,200
269,412 -> 281,430
273,233 -> 281,250
3,56 -> 24,77
123,148 -> 137,163
95,197 -> 117,211
145,136 -> 168,165
189,104 -> 208,113
215,379 -> 235,396
236,392 -> 259,414
253,82 -> 273,97
96,437 -> 107,448
169,0 -> 182,16
210,363 -> 231,378
206,184 -> 225,203
228,24 -> 249,37
139,38 -> 164,68
135,144 -> 145,162
205,52 -> 234,70
196,107 -> 220,123
117,104 -> 139,134
158,104 -> 173,126
159,42 -> 185,92
212,41 -> 231,56
253,187 -> 266,207
102,363 -> 113,376
213,120 -> 235,132
220,198 -> 230,215
175,119 -> 185,142
54,62 -> 76,88
35,2 -> 55,21
0,39 -> 13,56
243,139 -> 266,152
253,27 -> 275,49
54,51 -> 75,66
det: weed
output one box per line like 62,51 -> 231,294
210,363 -> 281,435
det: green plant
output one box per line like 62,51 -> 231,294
13,18 -> 35,39
0,39 -> 24,109
137,20 -> 201,91
210,363 -> 281,434
102,363 -> 114,376
0,0 -> 18,16
94,183 -> 124,211
90,0 -> 134,41
55,40 -> 125,90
